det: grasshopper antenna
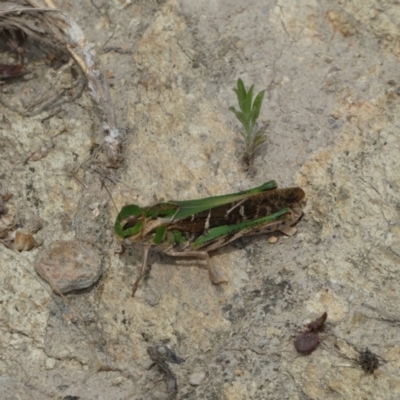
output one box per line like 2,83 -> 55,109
93,168 -> 119,213
101,178 -> 118,213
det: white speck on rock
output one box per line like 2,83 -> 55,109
45,358 -> 56,370
189,371 -> 206,386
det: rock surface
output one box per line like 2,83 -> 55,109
1,0 -> 400,399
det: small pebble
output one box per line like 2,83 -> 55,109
13,230 -> 35,251
189,372 -> 206,386
34,240 -> 102,294
111,377 -> 124,386
88,202 -> 100,210
268,236 -> 278,244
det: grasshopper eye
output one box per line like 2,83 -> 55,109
121,218 -> 144,237
122,216 -> 140,231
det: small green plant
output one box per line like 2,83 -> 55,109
229,78 -> 266,166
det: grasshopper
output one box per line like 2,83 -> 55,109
115,181 -> 305,296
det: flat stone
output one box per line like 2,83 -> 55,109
34,240 -> 102,294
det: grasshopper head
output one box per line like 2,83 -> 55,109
115,204 -> 145,243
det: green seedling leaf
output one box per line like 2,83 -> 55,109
236,78 -> 247,108
229,107 -> 250,134
251,90 -> 265,126
251,134 -> 267,150
243,84 -> 254,116
229,78 -> 267,165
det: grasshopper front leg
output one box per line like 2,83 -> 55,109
131,245 -> 151,296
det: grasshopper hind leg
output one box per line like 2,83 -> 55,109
131,249 -> 227,296
166,250 -> 227,286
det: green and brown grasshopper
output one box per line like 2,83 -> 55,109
115,181 -> 305,295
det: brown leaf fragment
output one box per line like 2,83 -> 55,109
307,312 -> 328,332
294,312 -> 327,355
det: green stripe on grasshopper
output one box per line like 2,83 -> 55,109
153,226 -> 167,245
172,180 -> 278,220
192,207 -> 290,249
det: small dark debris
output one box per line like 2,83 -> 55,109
359,348 -> 379,374
0,200 -> 7,216
0,63 -> 25,79
294,312 -> 328,355
294,331 -> 320,354
147,345 -> 184,399
156,345 -> 184,364
4,28 -> 27,60
63,396 -> 79,400
2,193 -> 13,202
307,312 -> 327,332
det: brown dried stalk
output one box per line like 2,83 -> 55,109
0,0 -> 122,165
